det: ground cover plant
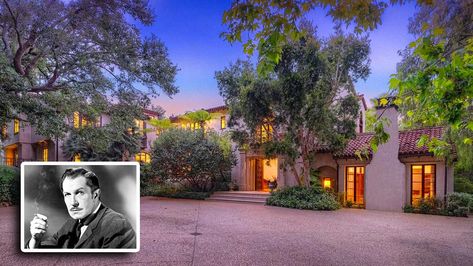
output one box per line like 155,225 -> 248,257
0,166 -> 19,205
403,193 -> 473,217
266,186 -> 340,211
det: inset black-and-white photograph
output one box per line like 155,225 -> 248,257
20,162 -> 140,253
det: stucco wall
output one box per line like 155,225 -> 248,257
365,107 -> 405,211
402,157 -> 454,203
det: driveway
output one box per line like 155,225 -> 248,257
1,197 -> 473,265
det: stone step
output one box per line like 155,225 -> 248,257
212,192 -> 269,199
206,196 -> 267,204
207,191 -> 270,204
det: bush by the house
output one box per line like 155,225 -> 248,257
402,193 -> 473,217
266,186 -> 340,210
141,183 -> 210,200
0,166 -> 20,205
445,192 -> 473,217
151,128 -> 236,192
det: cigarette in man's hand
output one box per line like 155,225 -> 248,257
35,213 -> 48,221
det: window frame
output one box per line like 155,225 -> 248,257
14,119 -> 20,134
411,164 -> 436,205
345,166 -> 365,205
220,115 -> 226,130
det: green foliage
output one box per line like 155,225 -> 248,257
151,128 -> 236,192
455,176 -> 473,194
221,0 -> 396,75
266,186 -> 340,210
141,183 -> 211,200
62,96 -> 144,161
445,192 -> 473,217
216,30 -> 368,187
390,1 -> 473,158
0,0 -> 178,138
403,193 -> 473,217
0,166 -> 20,205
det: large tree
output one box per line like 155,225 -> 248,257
216,30 -> 370,186
0,0 -> 178,138
221,0 -> 421,75
392,0 -> 473,191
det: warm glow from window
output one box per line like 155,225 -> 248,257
73,112 -> 80,128
412,164 -> 436,205
346,166 -> 364,205
14,119 -> 20,134
43,146 -> 48,162
73,154 -> 81,162
221,116 -> 226,129
323,178 -> 331,189
135,152 -> 151,164
135,119 -> 144,131
257,123 -> 273,143
1,125 -> 7,138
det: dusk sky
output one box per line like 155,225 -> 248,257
137,0 -> 418,116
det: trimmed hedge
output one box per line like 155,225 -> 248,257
266,186 -> 340,210
141,184 -> 211,200
0,166 -> 20,205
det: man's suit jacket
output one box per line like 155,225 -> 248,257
39,205 -> 136,248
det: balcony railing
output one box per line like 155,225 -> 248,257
1,158 -> 22,167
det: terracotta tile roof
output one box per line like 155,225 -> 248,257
204,105 -> 228,113
323,126 -> 445,158
334,133 -> 374,158
398,126 -> 444,157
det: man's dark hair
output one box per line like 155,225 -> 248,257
60,167 -> 100,193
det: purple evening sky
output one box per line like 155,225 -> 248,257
136,0 -> 418,116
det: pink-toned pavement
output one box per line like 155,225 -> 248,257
1,197 -> 473,265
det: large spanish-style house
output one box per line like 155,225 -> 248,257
175,96 -> 453,212
1,95 -> 454,212
0,109 -> 160,166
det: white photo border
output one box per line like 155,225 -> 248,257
20,161 -> 140,253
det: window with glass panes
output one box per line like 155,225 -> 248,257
411,165 -> 436,204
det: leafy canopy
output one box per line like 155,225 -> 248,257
222,0 -> 417,75
216,30 -> 369,186
0,0 -> 178,138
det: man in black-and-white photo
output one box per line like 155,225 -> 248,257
26,167 -> 136,249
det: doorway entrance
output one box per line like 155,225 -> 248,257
346,166 -> 365,205
248,158 -> 278,191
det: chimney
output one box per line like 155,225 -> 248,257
365,96 -> 405,211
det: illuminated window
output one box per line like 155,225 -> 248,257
135,119 -> 144,131
135,152 -> 151,164
256,123 -> 273,143
346,166 -> 364,205
323,177 -> 333,189
73,112 -> 80,128
1,124 -> 7,139
43,145 -> 48,162
95,115 -> 102,127
14,119 -> 20,134
411,164 -> 436,204
221,116 -> 226,129
81,116 -> 89,127
73,154 -> 81,162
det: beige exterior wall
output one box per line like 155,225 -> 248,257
365,106 -> 405,211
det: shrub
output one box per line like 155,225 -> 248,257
445,192 -> 473,217
0,166 -> 20,205
151,128 -> 236,192
266,186 -> 340,210
402,194 -> 473,217
403,204 -> 414,213
141,183 -> 210,200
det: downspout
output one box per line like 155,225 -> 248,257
444,164 -> 447,199
56,136 -> 59,161
336,161 -> 339,193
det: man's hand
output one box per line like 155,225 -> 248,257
28,214 -> 48,248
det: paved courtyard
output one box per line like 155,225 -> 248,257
1,197 -> 473,265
